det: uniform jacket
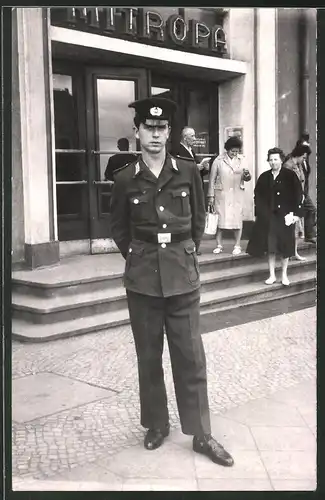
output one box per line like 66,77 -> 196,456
110,153 -> 206,297
246,166 -> 303,258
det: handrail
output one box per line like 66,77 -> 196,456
55,149 -> 214,158
56,180 -> 88,185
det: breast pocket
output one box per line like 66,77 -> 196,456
129,193 -> 149,219
171,188 -> 190,216
184,243 -> 199,284
125,244 -> 145,282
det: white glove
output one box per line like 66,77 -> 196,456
284,212 -> 299,226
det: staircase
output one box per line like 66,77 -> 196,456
12,241 -> 316,342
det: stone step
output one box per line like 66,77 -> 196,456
12,270 -> 316,342
200,254 -> 315,292
12,256 -> 316,324
11,242 -> 315,298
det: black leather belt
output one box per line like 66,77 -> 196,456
133,230 -> 192,244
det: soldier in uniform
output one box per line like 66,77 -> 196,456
110,96 -> 234,467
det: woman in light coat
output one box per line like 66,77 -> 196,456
207,137 -> 251,255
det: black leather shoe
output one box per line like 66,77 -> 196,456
144,424 -> 170,450
193,435 -> 234,467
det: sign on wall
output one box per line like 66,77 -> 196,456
50,8 -> 228,58
224,126 -> 244,148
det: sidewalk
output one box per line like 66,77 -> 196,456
12,307 -> 316,491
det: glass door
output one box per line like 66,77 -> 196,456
86,67 -> 147,252
52,65 -> 89,241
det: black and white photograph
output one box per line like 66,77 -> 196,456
9,6 -> 317,492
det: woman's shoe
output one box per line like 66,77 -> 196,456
213,245 -> 223,254
295,253 -> 306,261
232,246 -> 242,256
282,276 -> 290,286
265,276 -> 276,285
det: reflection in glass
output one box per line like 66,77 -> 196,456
97,79 -> 136,180
188,89 -> 210,155
53,74 -> 78,150
151,86 -> 171,99
56,185 -> 83,216
100,186 -> 113,214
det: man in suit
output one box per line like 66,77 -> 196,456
172,127 -> 210,184
295,134 -> 316,244
110,97 -> 234,467
104,137 -> 138,181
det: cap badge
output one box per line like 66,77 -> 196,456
150,106 -> 163,117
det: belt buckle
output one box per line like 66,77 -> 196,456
158,233 -> 171,244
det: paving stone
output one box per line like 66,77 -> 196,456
198,478 -> 273,491
194,450 -> 268,479
12,373 -> 114,423
260,450 -> 316,480
250,426 -> 316,451
11,307 -> 316,484
271,479 -> 317,491
55,463 -> 123,489
101,441 -> 196,479
219,396 -> 306,427
12,479 -> 120,491
122,479 -> 151,491
149,479 -> 198,491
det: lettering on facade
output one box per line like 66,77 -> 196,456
51,8 -> 227,57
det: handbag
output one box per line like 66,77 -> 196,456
204,209 -> 218,235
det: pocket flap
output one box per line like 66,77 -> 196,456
172,188 -> 190,198
129,244 -> 144,256
130,193 -> 148,204
184,244 -> 196,255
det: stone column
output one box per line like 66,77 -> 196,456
256,8 -> 277,176
16,8 -> 59,268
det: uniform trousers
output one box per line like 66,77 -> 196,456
303,194 -> 317,239
126,288 -> 211,436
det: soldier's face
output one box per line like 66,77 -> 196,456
136,120 -> 170,154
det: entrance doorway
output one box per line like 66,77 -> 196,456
52,62 -> 219,249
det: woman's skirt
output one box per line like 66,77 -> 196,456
267,213 -> 296,257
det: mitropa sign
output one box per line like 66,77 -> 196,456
50,8 -> 227,57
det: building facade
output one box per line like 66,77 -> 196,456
12,7 -> 317,268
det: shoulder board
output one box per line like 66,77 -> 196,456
112,160 -> 135,177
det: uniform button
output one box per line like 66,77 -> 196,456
161,243 -> 166,248
159,206 -> 164,211
133,199 -> 139,204
162,224 -> 167,228
158,188 -> 162,192
181,191 -> 187,197
277,192 -> 280,195
129,248 -> 132,253
278,205 -> 281,208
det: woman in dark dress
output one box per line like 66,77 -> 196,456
246,147 -> 303,286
